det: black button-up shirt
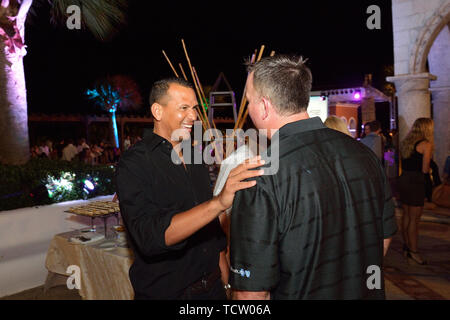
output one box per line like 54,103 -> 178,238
230,117 -> 397,299
115,130 -> 226,299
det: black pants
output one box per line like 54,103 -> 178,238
179,278 -> 227,300
134,278 -> 227,300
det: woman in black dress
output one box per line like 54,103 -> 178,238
398,118 -> 434,265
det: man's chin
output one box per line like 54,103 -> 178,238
175,135 -> 192,143
171,128 -> 192,142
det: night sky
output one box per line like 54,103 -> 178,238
23,0 -> 393,115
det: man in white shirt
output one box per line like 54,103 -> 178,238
62,139 -> 79,161
77,138 -> 90,153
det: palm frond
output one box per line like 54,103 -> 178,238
87,75 -> 142,113
50,0 -> 127,41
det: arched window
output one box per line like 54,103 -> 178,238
348,117 -> 357,138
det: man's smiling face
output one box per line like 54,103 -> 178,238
158,83 -> 198,144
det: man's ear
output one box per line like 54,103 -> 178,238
151,103 -> 163,121
261,97 -> 272,120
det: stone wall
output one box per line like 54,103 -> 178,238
392,0 -> 448,75
390,0 -> 449,175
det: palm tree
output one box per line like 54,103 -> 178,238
0,0 -> 127,165
86,75 -> 142,149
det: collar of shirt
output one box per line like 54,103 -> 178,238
143,129 -> 197,164
277,116 -> 326,140
143,129 -> 174,155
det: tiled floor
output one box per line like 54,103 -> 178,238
384,206 -> 450,300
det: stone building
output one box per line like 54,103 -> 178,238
387,0 -> 449,176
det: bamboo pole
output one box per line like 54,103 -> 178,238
181,40 -> 225,162
193,67 -> 207,108
162,50 -> 179,78
225,51 -> 257,158
236,46 -> 270,129
233,53 -> 256,131
178,63 -> 188,81
192,67 -> 224,163
234,45 -> 265,130
194,97 -> 208,130
181,39 -> 211,130
256,44 -> 265,61
237,107 -> 250,129
180,40 -> 224,162
195,106 -> 207,131
193,66 -> 217,131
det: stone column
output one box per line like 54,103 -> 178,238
428,24 -> 450,177
386,72 -> 436,142
430,86 -> 450,176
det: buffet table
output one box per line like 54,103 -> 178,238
44,229 -> 134,300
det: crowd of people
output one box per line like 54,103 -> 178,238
324,116 -> 397,165
30,135 -> 142,165
325,114 -> 449,267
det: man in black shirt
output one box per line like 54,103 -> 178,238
230,55 -> 397,300
115,78 -> 264,299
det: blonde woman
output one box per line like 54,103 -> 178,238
398,118 -> 434,265
324,116 -> 352,136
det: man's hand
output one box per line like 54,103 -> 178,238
164,156 -> 264,247
215,156 -> 265,212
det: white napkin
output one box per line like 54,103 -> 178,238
213,144 -> 256,215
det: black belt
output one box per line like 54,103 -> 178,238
185,267 -> 221,295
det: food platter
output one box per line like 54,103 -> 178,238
65,201 -> 120,217
65,201 -> 120,236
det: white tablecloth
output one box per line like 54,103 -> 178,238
45,230 -> 134,300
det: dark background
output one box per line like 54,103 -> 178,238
24,0 -> 393,116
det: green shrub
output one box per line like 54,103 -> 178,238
0,158 -> 115,211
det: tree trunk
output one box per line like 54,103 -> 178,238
109,111 -> 119,149
0,43 -> 29,164
0,0 -> 33,165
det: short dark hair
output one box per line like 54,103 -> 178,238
369,120 -> 381,132
149,78 -> 194,106
246,54 -> 312,115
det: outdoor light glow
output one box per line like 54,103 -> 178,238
84,179 -> 95,191
86,84 -> 122,149
45,172 -> 75,200
111,111 -> 120,148
353,91 -> 361,100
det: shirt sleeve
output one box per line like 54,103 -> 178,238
381,169 -> 397,239
115,157 -> 187,258
229,181 -> 279,292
